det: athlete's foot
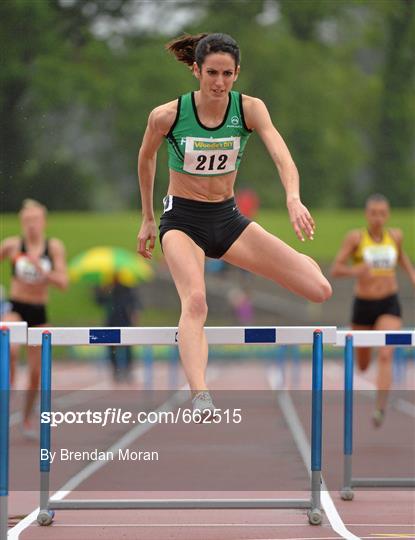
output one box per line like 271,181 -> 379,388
372,408 -> 385,428
192,391 -> 217,423
21,419 -> 38,441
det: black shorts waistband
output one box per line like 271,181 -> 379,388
354,293 -> 399,304
10,299 -> 46,310
163,195 -> 236,212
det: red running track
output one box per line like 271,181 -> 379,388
6,356 -> 415,540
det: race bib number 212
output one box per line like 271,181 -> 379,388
183,137 -> 240,175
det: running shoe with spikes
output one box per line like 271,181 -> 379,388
372,408 -> 385,428
192,391 -> 217,423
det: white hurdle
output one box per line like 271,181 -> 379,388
28,325 -> 336,527
0,321 -> 27,345
28,325 -> 337,346
0,321 -> 27,540
335,329 -> 415,500
336,330 -> 415,347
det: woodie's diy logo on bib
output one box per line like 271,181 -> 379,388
193,140 -> 234,150
184,136 -> 240,175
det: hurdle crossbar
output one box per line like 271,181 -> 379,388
336,330 -> 414,347
335,330 -> 415,499
33,326 -> 336,527
0,322 -> 27,540
28,325 -> 337,346
0,321 -> 27,345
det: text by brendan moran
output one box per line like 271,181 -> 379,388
40,448 -> 159,464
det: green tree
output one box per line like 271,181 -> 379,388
0,0 -> 133,211
2,0 -> 413,212
373,0 -> 415,205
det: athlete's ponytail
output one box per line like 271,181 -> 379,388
166,33 -> 240,69
166,33 -> 208,67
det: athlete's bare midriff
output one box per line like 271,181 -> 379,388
167,169 -> 237,202
354,274 -> 398,300
9,278 -> 49,305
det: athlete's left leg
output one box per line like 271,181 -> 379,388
221,222 -> 332,303
373,314 -> 402,416
23,327 -> 45,431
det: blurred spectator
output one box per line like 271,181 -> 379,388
228,287 -> 254,325
235,188 -> 260,219
95,275 -> 141,382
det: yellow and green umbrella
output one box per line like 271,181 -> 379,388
69,246 -> 154,287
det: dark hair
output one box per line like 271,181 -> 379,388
166,33 -> 240,69
365,193 -> 390,208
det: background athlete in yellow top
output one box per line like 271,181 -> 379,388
0,199 -> 68,437
331,194 -> 415,426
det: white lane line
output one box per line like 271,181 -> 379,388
8,369 -> 219,538
328,364 -> 415,419
7,509 -> 39,540
268,367 -> 361,540
393,398 -> 415,418
9,367 -> 146,427
49,392 -> 191,501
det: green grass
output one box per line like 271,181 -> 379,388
258,209 -> 415,261
1,209 -> 414,325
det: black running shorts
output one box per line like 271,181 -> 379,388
352,294 -> 401,326
159,195 -> 251,259
9,299 -> 48,326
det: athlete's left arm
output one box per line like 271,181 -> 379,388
243,96 -> 314,241
45,239 -> 69,290
391,229 -> 415,287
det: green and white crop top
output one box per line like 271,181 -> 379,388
166,91 -> 252,176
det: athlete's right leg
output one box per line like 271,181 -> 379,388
161,230 -> 208,393
221,222 -> 331,303
1,311 -> 22,386
351,323 -> 373,371
372,314 -> 401,423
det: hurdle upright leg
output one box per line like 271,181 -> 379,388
0,328 -> 10,540
37,331 -> 55,526
308,330 -> 323,525
341,334 -> 354,500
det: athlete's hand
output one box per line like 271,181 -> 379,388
27,255 -> 48,282
352,262 -> 371,278
137,218 -> 157,259
286,198 -> 315,242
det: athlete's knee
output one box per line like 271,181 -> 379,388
309,277 -> 332,303
183,291 -> 208,320
356,349 -> 371,371
301,255 -> 332,303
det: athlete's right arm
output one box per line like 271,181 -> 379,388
137,102 -> 176,259
0,237 -> 18,262
330,231 -> 369,278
